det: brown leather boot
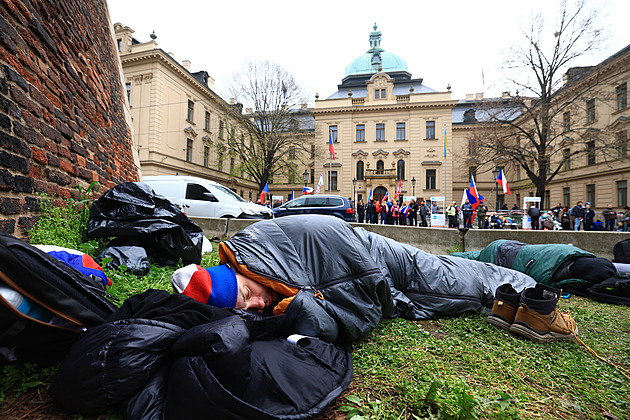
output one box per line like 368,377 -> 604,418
487,284 -> 521,330
509,284 -> 578,342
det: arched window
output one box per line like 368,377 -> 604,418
397,159 -> 405,181
356,161 -> 364,180
376,160 -> 384,174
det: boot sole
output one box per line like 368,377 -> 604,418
487,315 -> 512,331
509,322 -> 578,343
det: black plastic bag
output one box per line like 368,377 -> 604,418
97,246 -> 151,277
88,182 -> 204,266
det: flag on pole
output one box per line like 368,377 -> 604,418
482,69 -> 485,86
401,205 -> 410,217
443,125 -> 448,159
497,169 -> 511,195
290,190 -> 295,201
383,191 -> 389,201
368,187 -> 373,202
316,174 -> 324,194
394,180 -> 402,199
461,189 -> 468,207
328,131 -> 335,160
302,187 -> 313,194
465,174 -> 484,211
259,182 -> 269,204
281,81 -> 287,99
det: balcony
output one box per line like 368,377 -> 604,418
365,168 -> 396,180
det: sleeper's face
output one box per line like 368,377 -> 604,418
234,272 -> 279,313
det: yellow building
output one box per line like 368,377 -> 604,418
113,24 -> 258,201
312,25 -> 457,205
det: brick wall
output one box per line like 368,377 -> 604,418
0,0 -> 139,237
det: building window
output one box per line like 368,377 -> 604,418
426,121 -> 435,139
563,187 -> 571,207
218,153 -> 223,171
563,112 -> 570,132
288,146 -> 296,160
617,181 -> 628,207
329,125 -> 338,142
516,193 -> 521,207
310,171 -> 315,185
618,131 -> 628,159
187,100 -> 194,122
230,128 -> 235,140
310,144 -> 315,159
376,123 -> 385,141
516,166 -> 521,181
468,138 -> 477,155
426,169 -> 436,190
205,111 -> 211,131
376,160 -> 384,174
356,124 -> 365,142
125,82 -> 131,103
468,166 -> 477,179
617,83 -> 628,111
563,148 -> 571,170
397,160 -> 405,180
396,122 -> 406,140
288,167 -> 296,184
587,141 -> 596,165
117,38 -> 122,52
586,99 -> 596,123
230,157 -> 235,174
329,171 -> 338,191
203,146 -> 209,167
356,161 -> 364,180
544,190 -> 550,211
375,88 -> 386,99
219,121 -> 224,139
586,184 -> 596,207
186,139 -> 193,162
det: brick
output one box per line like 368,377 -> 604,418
3,64 -> 29,92
31,147 -> 47,164
32,179 -> 48,194
0,150 -> 29,173
70,140 -> 86,157
0,77 -> 7,94
0,169 -> 13,190
28,19 -> 58,55
0,112 -> 10,129
18,216 -> 37,231
0,197 -> 24,214
0,218 -> 16,234
0,131 -> 31,157
21,109 -> 40,128
12,175 -> 33,193
59,159 -> 73,173
46,168 -> 71,186
40,122 -> 62,143
46,152 -> 60,167
30,85 -> 54,112
25,128 -> 44,147
56,120 -> 73,139
0,94 -> 21,119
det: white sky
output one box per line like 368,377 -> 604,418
107,0 -> 629,105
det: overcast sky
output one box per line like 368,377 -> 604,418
107,0 -> 629,105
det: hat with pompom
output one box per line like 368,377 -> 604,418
171,264 -> 238,308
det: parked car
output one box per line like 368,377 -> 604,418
273,195 -> 356,222
142,175 -> 273,219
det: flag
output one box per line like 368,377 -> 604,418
394,180 -> 402,199
302,187 -> 313,194
367,187 -> 373,202
328,131 -> 335,160
316,174 -> 324,194
443,125 -> 447,159
465,174 -> 484,211
460,189 -> 468,207
497,169 -> 511,195
290,190 -> 294,201
383,191 -> 389,201
401,205 -> 410,217
259,182 -> 269,204
482,69 -> 485,86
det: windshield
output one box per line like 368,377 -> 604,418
209,184 -> 246,202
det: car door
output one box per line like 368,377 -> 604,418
304,196 -> 329,215
182,182 -> 220,217
276,197 -> 307,217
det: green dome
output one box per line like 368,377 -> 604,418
344,24 -> 408,77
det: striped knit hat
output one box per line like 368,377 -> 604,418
171,264 -> 238,309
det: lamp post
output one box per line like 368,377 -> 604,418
302,169 -> 309,187
411,177 -> 416,198
352,178 -> 357,207
492,167 -> 501,211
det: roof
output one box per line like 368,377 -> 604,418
326,81 -> 436,100
452,98 -> 523,125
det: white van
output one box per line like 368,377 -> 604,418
142,175 -> 273,219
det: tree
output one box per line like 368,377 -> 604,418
468,0 -> 617,204
222,61 -> 313,194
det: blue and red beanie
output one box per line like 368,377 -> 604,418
171,264 -> 238,308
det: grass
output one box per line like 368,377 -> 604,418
2,190 -> 629,419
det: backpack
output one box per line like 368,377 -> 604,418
613,239 -> 630,263
0,234 -> 118,362
589,276 -> 630,306
392,205 -> 399,217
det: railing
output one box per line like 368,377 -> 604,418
352,98 -> 365,106
396,95 -> 410,103
365,169 -> 396,177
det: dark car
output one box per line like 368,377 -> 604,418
272,195 -> 356,222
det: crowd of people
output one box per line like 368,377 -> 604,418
354,197 -> 630,231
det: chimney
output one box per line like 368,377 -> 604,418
182,60 -> 191,71
475,93 -> 484,100
301,103 -> 307,110
466,93 -> 474,100
230,98 -> 236,105
502,91 -> 511,98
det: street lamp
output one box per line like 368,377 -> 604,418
492,167 -> 501,211
411,177 -> 416,197
352,178 -> 357,206
302,169 -> 309,187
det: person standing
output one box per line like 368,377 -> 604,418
583,202 -> 595,231
391,202 -> 400,225
551,203 -> 563,221
380,200 -> 387,224
408,199 -> 418,227
431,201 -> 440,214
476,203 -> 488,229
461,199 -> 474,229
601,204 -> 617,231
528,204 -> 541,230
560,206 -> 571,230
357,200 -> 365,223
571,201 -> 584,231
419,200 -> 429,227
446,201 -> 458,229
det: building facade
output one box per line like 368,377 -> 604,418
114,24 -> 259,201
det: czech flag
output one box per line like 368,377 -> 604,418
329,131 -> 335,159
302,187 -> 313,194
259,182 -> 269,204
465,174 -> 484,211
497,169 -> 511,195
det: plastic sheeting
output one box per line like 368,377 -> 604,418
97,246 -> 150,277
88,182 -> 204,266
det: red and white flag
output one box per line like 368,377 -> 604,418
394,180 -> 402,199
497,169 -> 511,195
